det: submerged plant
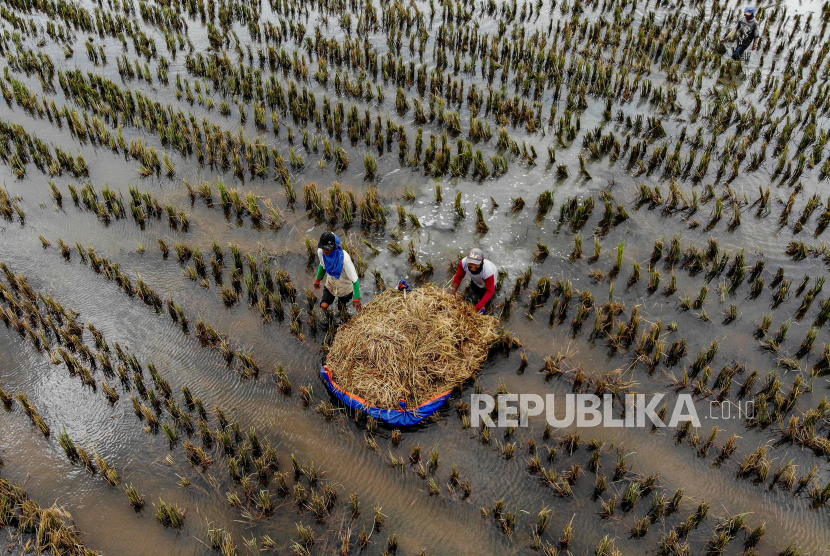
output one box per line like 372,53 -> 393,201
155,499 -> 186,528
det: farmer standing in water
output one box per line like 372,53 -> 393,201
451,248 -> 496,313
313,231 -> 362,311
721,6 -> 760,61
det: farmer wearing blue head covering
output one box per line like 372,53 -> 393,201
721,6 -> 759,61
313,231 -> 362,310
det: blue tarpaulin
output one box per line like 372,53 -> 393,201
321,366 -> 452,426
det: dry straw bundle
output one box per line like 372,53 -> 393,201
0,476 -> 92,555
326,285 -> 499,409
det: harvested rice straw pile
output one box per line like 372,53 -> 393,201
326,285 -> 500,410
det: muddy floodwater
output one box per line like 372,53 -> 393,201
1,0 -> 830,553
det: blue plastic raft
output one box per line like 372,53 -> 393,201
321,365 -> 452,426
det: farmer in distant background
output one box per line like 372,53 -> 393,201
721,6 -> 759,61
451,248 -> 496,314
313,231 -> 362,311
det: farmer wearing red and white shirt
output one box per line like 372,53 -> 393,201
451,248 -> 496,313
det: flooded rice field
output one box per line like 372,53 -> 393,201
1,0 -> 830,553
